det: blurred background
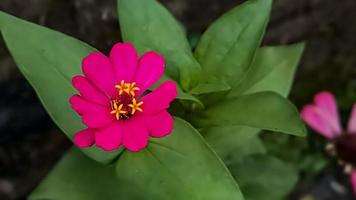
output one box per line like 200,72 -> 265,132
0,0 -> 356,199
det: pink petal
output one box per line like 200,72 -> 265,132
122,120 -> 149,152
110,42 -> 138,83
72,76 -> 109,106
142,111 -> 174,138
73,128 -> 95,148
95,122 -> 123,151
348,103 -> 356,134
70,95 -> 113,128
134,51 -> 165,95
301,105 -> 338,139
82,52 -> 117,97
351,171 -> 356,195
140,80 -> 177,115
314,91 -> 342,133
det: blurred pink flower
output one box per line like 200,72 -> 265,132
69,42 -> 177,152
301,91 -> 356,195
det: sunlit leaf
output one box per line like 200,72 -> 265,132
116,118 -> 245,200
30,119 -> 245,200
118,0 -> 202,90
231,43 -> 305,97
193,91 -> 306,136
29,148 -> 123,200
195,0 -> 271,86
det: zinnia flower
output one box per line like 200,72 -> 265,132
301,91 -> 356,194
69,42 -> 177,152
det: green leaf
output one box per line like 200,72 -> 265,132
152,74 -> 204,109
30,119 -> 245,200
194,0 -> 271,86
203,125 -> 266,164
0,11 -> 121,163
231,43 -> 305,97
115,118 -> 244,200
193,92 -> 306,136
190,81 -> 231,95
29,148 -> 123,200
189,80 -> 232,107
118,0 -> 202,91
229,155 -> 298,200
262,132 -> 328,178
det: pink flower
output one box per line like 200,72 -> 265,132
69,42 -> 177,152
301,91 -> 356,195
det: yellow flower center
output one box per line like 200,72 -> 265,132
110,81 -> 143,120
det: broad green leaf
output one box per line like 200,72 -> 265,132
194,0 -> 271,86
0,11 -> 120,163
190,80 -> 232,107
31,119 -> 245,200
231,43 -> 305,97
193,91 -> 306,136
190,80 -> 231,95
118,0 -> 202,91
229,155 -> 298,200
203,126 -> 266,164
116,118 -> 244,200
29,148 -> 123,200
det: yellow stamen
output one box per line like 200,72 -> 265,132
115,81 -> 140,96
125,82 -> 140,97
128,98 -> 144,115
115,80 -> 127,95
110,100 -> 126,120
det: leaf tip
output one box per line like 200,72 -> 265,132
293,42 -> 306,53
299,121 -> 308,137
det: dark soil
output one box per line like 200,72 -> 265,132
0,0 -> 356,199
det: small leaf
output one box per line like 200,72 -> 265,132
231,43 -> 305,97
203,125 -> 266,164
115,118 -> 245,200
193,92 -> 306,136
229,155 -> 298,200
0,11 -> 120,163
118,0 -> 202,90
194,0 -> 271,86
29,148 -> 123,200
